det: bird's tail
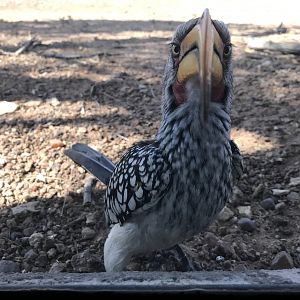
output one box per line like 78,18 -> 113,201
64,143 -> 115,185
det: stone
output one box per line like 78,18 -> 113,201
50,139 -> 66,149
287,192 -> 300,201
24,249 -> 38,262
237,218 -> 256,232
47,248 -> 57,259
260,198 -> 275,210
28,232 -> 44,248
0,158 -> 7,168
289,177 -> 300,187
215,256 -> 225,262
271,251 -> 294,269
252,183 -> 264,198
11,201 -> 40,215
272,189 -> 290,196
237,206 -> 252,218
0,260 -> 20,273
81,227 -> 96,240
217,207 -> 234,222
275,202 -> 286,211
230,186 -> 244,206
204,232 -> 219,247
23,227 -> 35,237
86,213 -> 97,225
47,97 -> 60,106
71,250 -> 102,272
36,252 -> 48,267
0,101 -> 18,115
49,262 -> 66,273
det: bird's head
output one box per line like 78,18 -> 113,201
162,9 -> 233,123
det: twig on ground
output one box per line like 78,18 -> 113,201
83,175 -> 97,205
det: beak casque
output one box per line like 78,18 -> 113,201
176,9 -> 225,119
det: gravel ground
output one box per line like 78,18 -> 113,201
0,17 -> 300,273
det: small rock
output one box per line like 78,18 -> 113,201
23,100 -> 42,107
0,260 -> 20,273
271,251 -> 294,269
86,213 -> 97,225
23,227 -> 35,237
0,101 -> 18,115
237,218 -> 256,232
50,139 -> 66,149
204,232 -> 219,247
275,202 -> 286,211
272,189 -> 290,196
24,161 -> 34,173
47,97 -> 60,106
36,252 -> 48,267
289,177 -> 300,187
71,250 -> 101,272
252,183 -> 264,198
260,198 -> 275,210
36,173 -> 47,183
287,192 -> 300,201
218,207 -> 234,222
230,186 -> 244,206
237,206 -> 252,218
47,248 -> 57,259
81,227 -> 96,240
216,256 -> 225,262
49,262 -> 66,273
11,201 -> 40,215
28,232 -> 44,248
0,158 -> 7,168
24,249 -> 38,262
55,243 -> 66,253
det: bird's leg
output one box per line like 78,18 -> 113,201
83,175 -> 97,205
169,244 -> 201,272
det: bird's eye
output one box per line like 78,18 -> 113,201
223,44 -> 232,58
171,44 -> 180,57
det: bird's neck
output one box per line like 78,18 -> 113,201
156,103 -> 231,168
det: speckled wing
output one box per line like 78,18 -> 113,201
105,141 -> 171,225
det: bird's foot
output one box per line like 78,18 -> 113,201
169,244 -> 201,272
83,175 -> 97,205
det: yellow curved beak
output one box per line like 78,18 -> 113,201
177,9 -> 224,119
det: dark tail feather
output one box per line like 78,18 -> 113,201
64,143 -> 115,185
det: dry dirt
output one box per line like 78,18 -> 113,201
0,16 -> 300,273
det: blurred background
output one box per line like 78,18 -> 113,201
0,0 -> 300,25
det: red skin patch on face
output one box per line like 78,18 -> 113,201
172,80 -> 186,106
172,80 -> 225,106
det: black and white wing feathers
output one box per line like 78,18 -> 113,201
105,141 -> 171,225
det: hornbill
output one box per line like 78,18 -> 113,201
65,9 -> 243,272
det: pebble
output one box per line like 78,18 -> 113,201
0,158 -> 7,168
237,206 -> 252,218
230,186 -> 244,206
216,256 -> 225,262
47,97 -> 60,106
0,260 -> 20,273
36,252 -> 48,267
271,251 -> 294,269
71,250 -> 101,272
47,248 -> 57,259
237,218 -> 256,232
86,213 -> 97,225
287,192 -> 299,201
218,207 -> 234,222
0,101 -> 18,115
289,177 -> 300,187
50,139 -> 66,149
49,262 -> 66,273
204,232 -> 219,247
28,232 -> 44,248
272,189 -> 290,196
275,202 -> 286,212
260,198 -> 275,210
252,183 -> 264,198
81,227 -> 96,240
11,201 -> 40,215
23,227 -> 35,237
24,249 -> 38,262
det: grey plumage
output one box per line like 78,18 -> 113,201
64,10 -> 243,272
